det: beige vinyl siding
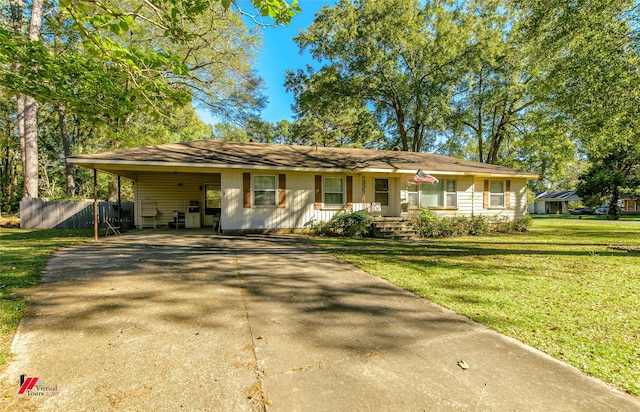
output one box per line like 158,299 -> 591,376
133,171 -> 530,230
135,172 -> 216,227
510,178 -> 528,218
223,171 -> 364,230
470,176 -> 528,219
397,175 -> 528,220
223,171 -> 314,230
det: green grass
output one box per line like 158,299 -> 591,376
0,229 -> 92,367
532,213 -> 640,221
311,220 -> 640,396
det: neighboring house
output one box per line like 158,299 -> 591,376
622,198 -> 639,214
69,140 -> 538,232
529,190 -> 582,214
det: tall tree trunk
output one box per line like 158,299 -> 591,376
22,0 -> 43,198
9,0 -> 26,178
393,99 -> 409,151
476,70 -> 484,163
23,96 -> 38,198
58,103 -> 76,196
16,98 -> 25,173
108,178 -> 118,202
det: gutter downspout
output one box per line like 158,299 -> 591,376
471,177 -> 475,217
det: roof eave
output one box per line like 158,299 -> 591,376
68,158 -> 539,179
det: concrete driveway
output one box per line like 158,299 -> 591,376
1,231 -> 638,411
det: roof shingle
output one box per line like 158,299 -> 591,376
69,140 -> 537,177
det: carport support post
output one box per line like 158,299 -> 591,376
117,176 -> 121,226
94,169 -> 98,241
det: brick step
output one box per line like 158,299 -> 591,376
371,218 -> 419,240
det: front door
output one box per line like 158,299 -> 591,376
204,182 -> 222,230
375,178 -> 390,216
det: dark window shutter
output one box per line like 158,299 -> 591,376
315,175 -> 322,210
505,180 -> 511,209
483,179 -> 489,209
346,176 -> 353,210
278,174 -> 286,208
243,173 -> 251,208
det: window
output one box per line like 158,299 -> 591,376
419,179 -> 457,208
205,184 -> 221,209
407,180 -> 419,208
489,180 -> 505,208
374,179 -> 389,206
324,177 -> 344,206
253,175 -> 276,206
445,179 -> 457,208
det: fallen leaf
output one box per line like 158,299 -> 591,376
457,360 -> 469,370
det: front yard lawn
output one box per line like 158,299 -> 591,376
0,229 -> 92,367
311,220 -> 640,396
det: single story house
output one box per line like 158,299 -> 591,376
69,140 -> 538,232
622,198 -> 639,214
528,190 -> 582,214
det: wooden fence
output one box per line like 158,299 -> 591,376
20,198 -> 134,230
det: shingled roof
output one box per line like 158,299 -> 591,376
69,140 -> 537,178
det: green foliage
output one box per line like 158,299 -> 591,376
293,0 -> 466,152
512,214 -> 533,232
284,66 -> 386,148
410,208 -> 439,238
577,141 -> 640,220
468,215 -> 489,236
314,210 -> 372,238
1,1 -> 269,123
411,208 -> 531,238
0,0 -> 267,203
291,0 -> 639,200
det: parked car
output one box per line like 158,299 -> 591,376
595,205 -> 609,215
570,207 -> 594,215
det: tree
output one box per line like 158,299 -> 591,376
285,66 -> 385,148
577,142 -> 640,219
21,0 -> 43,198
1,0 -> 290,198
212,123 -> 248,142
0,90 -> 21,212
449,0 -> 542,164
293,0 -> 468,152
519,0 -> 640,214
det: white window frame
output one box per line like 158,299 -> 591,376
419,178 -> 458,209
445,179 -> 457,208
489,180 -> 505,208
323,176 -> 345,207
253,175 -> 277,207
374,178 -> 389,206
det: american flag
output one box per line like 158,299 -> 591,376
413,169 -> 439,183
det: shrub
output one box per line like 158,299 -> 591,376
411,208 -> 440,237
513,214 -> 533,232
469,215 -> 489,235
411,209 -> 529,238
490,216 -> 514,233
312,220 -> 333,237
315,210 -> 372,237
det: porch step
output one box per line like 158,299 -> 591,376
371,218 -> 419,240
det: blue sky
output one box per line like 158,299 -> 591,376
197,1 -> 335,127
